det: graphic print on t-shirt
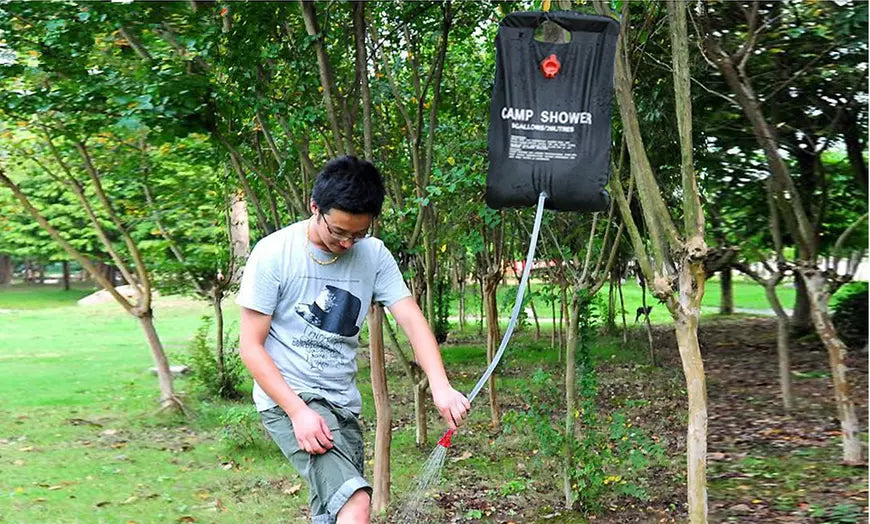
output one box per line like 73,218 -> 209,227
293,285 -> 363,371
295,285 -> 362,337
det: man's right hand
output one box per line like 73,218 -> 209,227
290,404 -> 334,454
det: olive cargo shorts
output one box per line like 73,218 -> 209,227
260,393 -> 371,524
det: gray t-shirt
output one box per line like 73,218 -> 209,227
236,220 -> 411,414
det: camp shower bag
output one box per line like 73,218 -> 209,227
486,11 -> 619,211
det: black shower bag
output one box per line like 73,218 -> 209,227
486,11 -> 619,212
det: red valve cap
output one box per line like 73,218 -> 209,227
541,54 -> 561,79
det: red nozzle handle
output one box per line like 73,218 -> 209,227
541,54 -> 561,79
437,429 -> 455,448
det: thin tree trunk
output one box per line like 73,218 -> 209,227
673,309 -> 708,524
423,243 -> 436,327
477,274 -> 485,337
414,382 -> 428,446
512,263 -> 540,339
791,275 -> 813,336
607,276 -> 616,333
841,109 -> 868,195
0,255 -> 11,285
458,272 -> 466,332
383,315 -> 428,446
299,0 -> 352,155
801,270 -> 863,464
484,273 -> 501,428
367,305 -> 391,511
617,274 -> 628,344
551,293 -> 557,348
230,189 -> 250,283
719,267 -> 734,314
642,280 -> 655,365
214,291 -> 225,386
354,12 -> 391,499
562,294 -> 581,508
775,311 -> 793,412
138,311 -> 179,410
229,155 -> 272,237
528,279 -> 541,340
62,261 -> 70,291
759,281 -> 794,411
559,278 -> 567,363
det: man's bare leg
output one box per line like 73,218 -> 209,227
336,489 -> 370,523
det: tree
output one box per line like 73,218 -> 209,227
696,0 -> 866,465
593,1 -> 709,521
0,2 -> 215,411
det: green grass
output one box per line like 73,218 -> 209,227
0,281 -> 862,522
0,289 -> 309,523
0,282 -> 98,310
0,283 -> 651,522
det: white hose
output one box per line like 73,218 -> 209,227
467,191 -> 547,404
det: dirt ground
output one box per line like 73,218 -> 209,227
409,317 -> 868,523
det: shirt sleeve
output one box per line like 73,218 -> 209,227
372,242 -> 411,307
235,238 -> 281,315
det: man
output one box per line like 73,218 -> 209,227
237,156 -> 470,524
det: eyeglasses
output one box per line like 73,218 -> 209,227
321,212 -> 372,243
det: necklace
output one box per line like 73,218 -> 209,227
306,220 -> 340,266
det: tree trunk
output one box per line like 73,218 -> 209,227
642,280 -> 655,365
763,283 -> 794,412
562,294 -> 581,508
791,275 -> 813,336
414,382 -> 428,446
0,255 -> 11,284
719,267 -> 733,315
550,294 -> 557,349
529,279 -> 541,340
214,291 -> 225,386
137,310 -> 179,410
62,261 -> 70,291
617,275 -> 628,344
367,304 -> 392,511
841,109 -> 868,195
606,276 -> 616,333
230,189 -> 250,284
483,273 -> 501,428
559,277 -> 567,363
458,274 -> 466,332
477,274 -> 485,337
673,309 -> 708,523
424,244 -> 436,327
801,270 -> 863,464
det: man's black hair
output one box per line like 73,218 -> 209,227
311,155 -> 386,217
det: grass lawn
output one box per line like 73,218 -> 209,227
0,282 -> 863,523
0,282 -> 97,310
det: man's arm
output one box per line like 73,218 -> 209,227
239,307 -> 334,454
387,296 -> 471,429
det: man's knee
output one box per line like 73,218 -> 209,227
337,488 -> 370,523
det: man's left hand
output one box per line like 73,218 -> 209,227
431,385 -> 471,430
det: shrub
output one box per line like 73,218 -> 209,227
502,295 -> 663,512
434,276 -> 451,344
219,405 -> 264,450
187,314 -> 245,399
831,282 -> 868,349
